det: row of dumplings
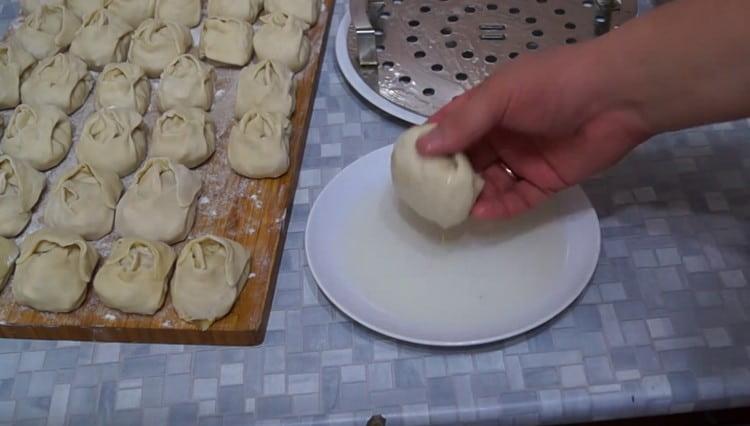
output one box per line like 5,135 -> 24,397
0,228 -> 251,330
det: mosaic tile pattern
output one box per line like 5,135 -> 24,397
1,0 -> 750,424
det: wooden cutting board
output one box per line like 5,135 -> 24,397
0,0 -> 336,346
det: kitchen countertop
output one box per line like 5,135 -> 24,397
1,1 -> 749,425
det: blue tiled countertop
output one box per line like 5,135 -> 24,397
1,0 -> 749,425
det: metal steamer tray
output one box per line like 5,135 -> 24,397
336,0 -> 638,124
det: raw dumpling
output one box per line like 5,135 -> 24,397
157,54 -> 214,112
77,108 -> 147,177
171,235 -> 251,330
14,4 -> 81,60
127,19 -> 192,78
235,60 -> 295,119
391,124 -> 485,229
12,228 -> 99,313
151,108 -> 215,168
207,0 -> 262,22
0,42 -> 36,110
0,237 -> 19,291
0,155 -> 45,238
265,0 -> 320,25
95,62 -> 151,115
0,104 -> 72,171
228,110 -> 290,178
20,53 -> 93,115
199,17 -> 254,67
70,8 -> 133,70
115,158 -> 202,244
20,0 -> 63,15
105,0 -> 156,28
155,0 -> 201,28
44,163 -> 123,240
64,0 -> 105,18
253,13 -> 310,72
94,238 -> 175,315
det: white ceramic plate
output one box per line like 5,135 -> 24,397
305,146 -> 601,346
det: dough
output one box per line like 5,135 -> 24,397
171,235 -> 251,330
0,42 -> 36,110
44,163 -> 123,240
12,228 -> 99,313
14,4 -> 81,60
69,8 -> 133,71
0,155 -> 45,238
127,19 -> 192,78
115,158 -> 202,244
156,54 -> 214,112
155,0 -> 201,28
77,108 -> 147,177
207,0 -> 262,22
199,17 -> 254,67
95,62 -> 151,115
0,237 -> 19,291
264,0 -> 320,25
253,13 -> 310,72
0,104 -> 72,171
228,110 -> 290,178
235,60 -> 295,119
391,124 -> 485,229
151,107 -> 215,168
93,238 -> 175,315
20,52 -> 93,115
105,0 -> 156,28
20,0 -> 63,15
64,0 -> 105,18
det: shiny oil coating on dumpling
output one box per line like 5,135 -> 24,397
94,238 -> 175,315
69,8 -> 133,71
64,0 -> 105,18
155,0 -> 201,28
0,237 -> 19,291
76,108 -> 147,177
20,53 -> 93,115
265,0 -> 320,25
12,228 -> 99,313
127,18 -> 192,78
253,13 -> 310,73
105,0 -> 155,28
150,108 -> 215,168
14,4 -> 81,60
171,235 -> 251,330
207,0 -> 262,22
95,62 -> 151,115
235,60 -> 295,119
0,104 -> 72,171
0,42 -> 36,110
157,54 -> 215,112
199,17 -> 254,67
44,163 -> 123,240
228,110 -> 291,179
0,155 -> 45,238
115,157 -> 202,244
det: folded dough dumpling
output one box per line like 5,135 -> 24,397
127,19 -> 192,78
253,13 -> 310,72
64,0 -> 105,18
155,0 -> 201,28
0,155 -> 46,238
199,17 -> 254,67
12,228 -> 99,312
235,60 -> 295,119
172,235 -> 251,330
264,0 -> 320,25
20,53 -> 93,115
207,0 -> 262,22
0,237 -> 19,291
77,108 -> 147,177
95,62 -> 151,115
157,54 -> 215,112
228,110 -> 290,179
94,238 -> 175,315
44,163 -> 123,240
0,42 -> 36,110
21,0 -> 63,15
105,0 -> 156,28
151,108 -> 215,168
70,9 -> 133,71
0,104 -> 72,171
115,158 -> 202,244
14,4 -> 81,60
